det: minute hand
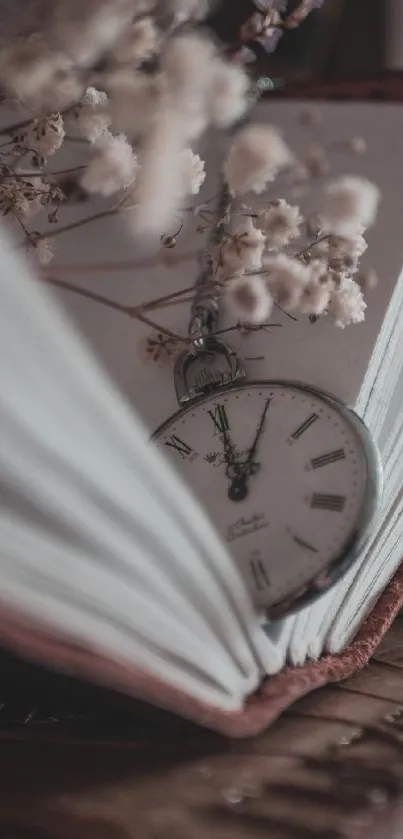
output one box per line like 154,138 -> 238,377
244,398 -> 271,471
228,399 -> 270,501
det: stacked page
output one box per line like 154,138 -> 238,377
0,226 -> 278,712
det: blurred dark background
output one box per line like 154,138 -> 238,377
208,0 -> 389,86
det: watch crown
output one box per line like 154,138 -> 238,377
173,338 -> 245,405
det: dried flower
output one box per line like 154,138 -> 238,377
307,258 -> 329,284
221,217 -> 266,274
306,214 -> 324,238
28,114 -> 65,157
298,280 -> 330,316
234,46 -> 257,65
257,199 -> 302,248
35,237 -> 55,265
0,0 -> 376,343
240,8 -> 282,52
54,0 -> 139,67
0,184 -> 30,221
163,33 -> 216,101
225,275 -> 273,324
179,149 -> 206,195
76,86 -> 111,143
123,112 -> 186,238
207,60 -> 250,129
103,71 -> 159,136
257,27 -> 283,53
328,233 -> 367,273
0,174 -> 50,222
113,17 -> 160,66
140,331 -> 181,366
223,124 -> 292,195
346,137 -> 367,155
328,277 -> 367,328
81,132 -> 139,197
254,0 -> 288,10
240,13 -> 267,41
264,253 -> 310,311
161,33 -> 216,141
286,0 -> 325,28
321,176 -> 381,237
0,36 -> 82,110
166,0 -> 209,22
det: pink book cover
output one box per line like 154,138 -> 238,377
0,561 -> 402,739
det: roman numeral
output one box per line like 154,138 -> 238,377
208,403 -> 229,435
291,413 -> 319,441
311,493 -> 346,512
311,449 -> 346,469
164,435 -> 193,459
249,559 -> 270,591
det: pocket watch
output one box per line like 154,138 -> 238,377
152,190 -> 383,620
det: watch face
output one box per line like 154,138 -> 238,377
153,381 -> 381,617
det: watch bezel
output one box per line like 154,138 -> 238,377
152,379 -> 383,620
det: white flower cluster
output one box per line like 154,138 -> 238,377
219,136 -> 380,330
75,86 -> 111,143
81,132 -> 139,197
0,0 -> 381,342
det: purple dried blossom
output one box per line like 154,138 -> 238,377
256,27 -> 283,53
285,0 -> 325,27
254,0 -> 288,12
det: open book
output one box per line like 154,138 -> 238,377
1,104 -> 403,739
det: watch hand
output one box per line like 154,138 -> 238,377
220,425 -> 237,469
245,398 -> 271,468
228,399 -> 270,502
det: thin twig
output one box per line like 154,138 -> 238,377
134,313 -> 186,343
37,207 -> 118,241
295,234 -> 330,259
273,301 -> 298,322
212,322 -> 282,339
41,248 -> 201,274
4,165 -> 86,181
0,116 -> 34,137
41,275 -> 218,319
42,277 -> 129,314
181,193 -> 220,213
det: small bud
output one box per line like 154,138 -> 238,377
160,234 -> 177,249
306,214 -> 323,238
348,136 -> 367,155
31,152 -> 45,169
48,209 -> 59,224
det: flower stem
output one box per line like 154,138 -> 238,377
5,165 -> 86,180
41,248 -> 201,274
212,322 -> 282,339
38,207 -> 118,240
42,275 -> 187,342
42,277 -> 129,313
134,314 -> 186,343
